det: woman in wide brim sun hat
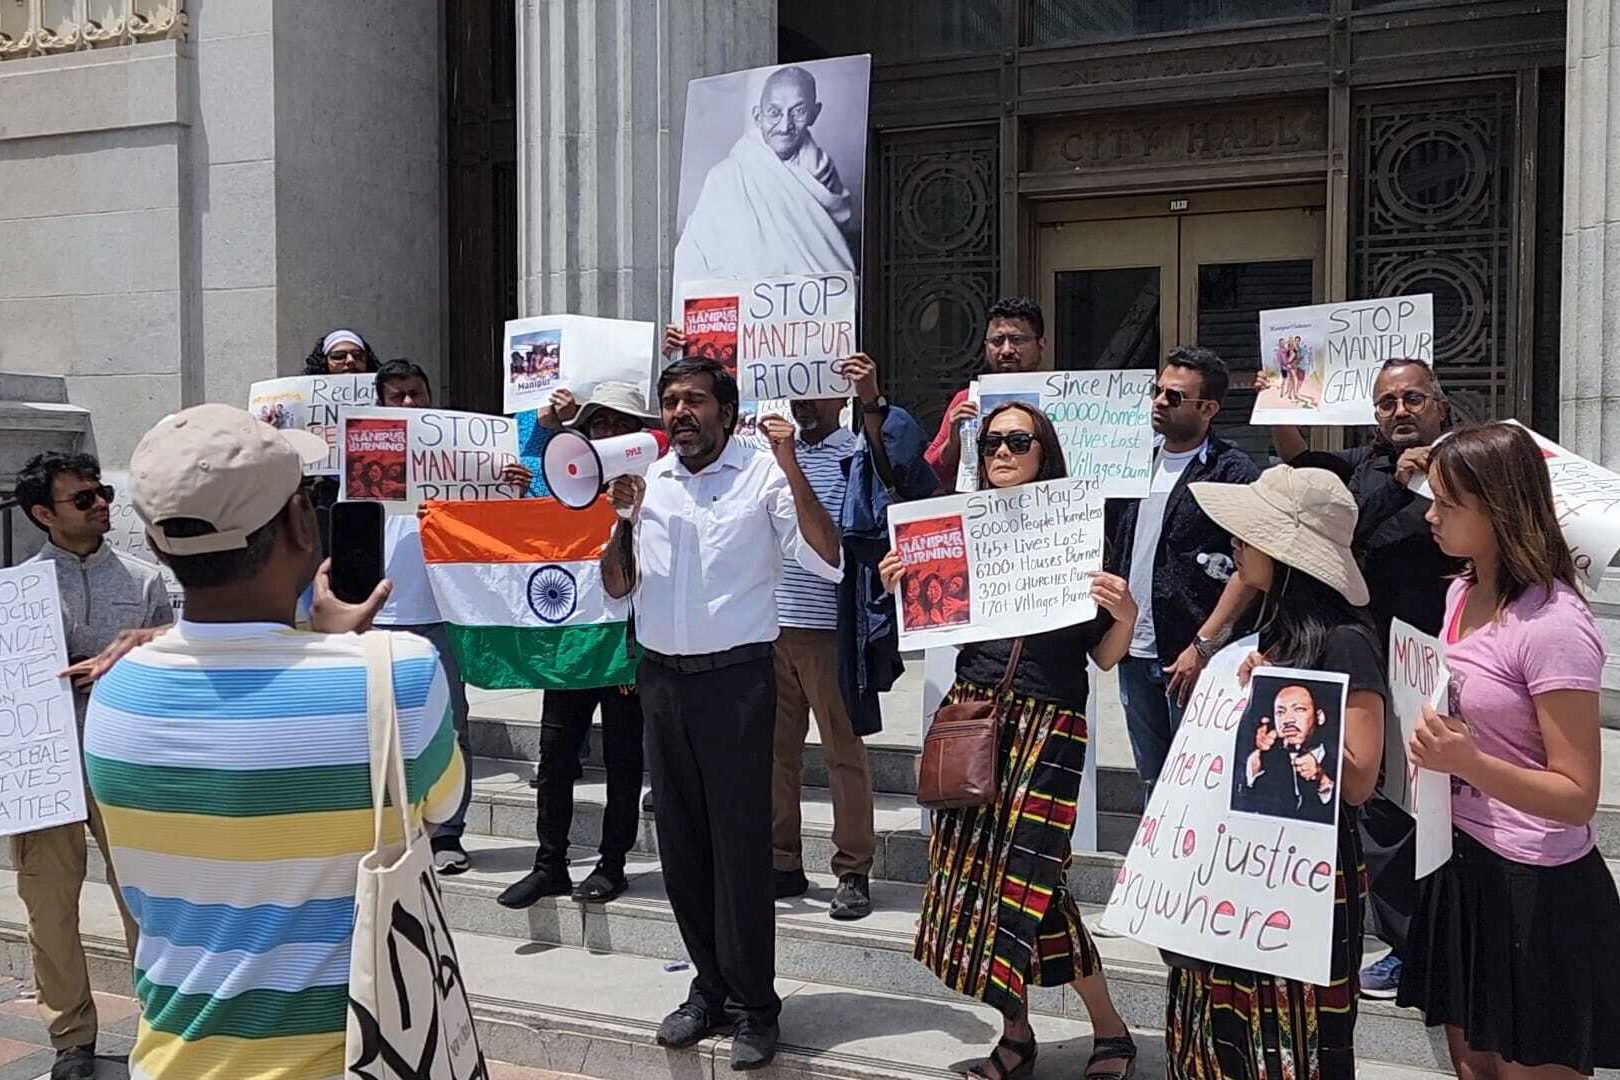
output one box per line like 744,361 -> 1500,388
1161,465 -> 1388,1080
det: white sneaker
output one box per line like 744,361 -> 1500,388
431,841 -> 469,875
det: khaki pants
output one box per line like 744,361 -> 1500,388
11,798 -> 139,1050
771,628 -> 876,877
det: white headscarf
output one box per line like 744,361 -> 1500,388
322,329 -> 365,354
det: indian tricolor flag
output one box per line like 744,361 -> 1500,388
420,498 -> 635,689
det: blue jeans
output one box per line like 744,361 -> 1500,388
1118,654 -> 1186,807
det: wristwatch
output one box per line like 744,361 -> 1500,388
861,395 -> 888,415
1193,632 -> 1226,661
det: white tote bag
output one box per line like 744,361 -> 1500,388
347,632 -> 487,1080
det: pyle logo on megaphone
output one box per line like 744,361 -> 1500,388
542,429 -> 672,510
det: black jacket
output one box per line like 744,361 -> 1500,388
1104,435 -> 1260,667
1237,735 -> 1338,825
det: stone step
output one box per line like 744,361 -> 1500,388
0,859 -> 1474,1077
460,758 -> 1137,903
469,712 -> 1620,853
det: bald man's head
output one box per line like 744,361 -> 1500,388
1272,685 -> 1323,748
754,65 -> 822,160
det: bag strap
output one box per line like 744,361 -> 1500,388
362,631 -> 415,851
994,638 -> 1025,699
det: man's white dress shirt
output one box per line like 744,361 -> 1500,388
633,437 -> 843,657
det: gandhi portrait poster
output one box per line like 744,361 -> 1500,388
672,55 -> 871,322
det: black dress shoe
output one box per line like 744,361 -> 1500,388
656,1001 -> 720,1048
52,1045 -> 95,1080
829,872 -> 872,920
730,1018 -> 778,1071
773,868 -> 809,899
497,867 -> 572,909
571,862 -> 629,903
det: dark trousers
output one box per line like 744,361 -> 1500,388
1360,789 -> 1417,955
639,652 -> 780,1024
535,686 -> 644,875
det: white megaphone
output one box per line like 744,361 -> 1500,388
542,428 -> 671,511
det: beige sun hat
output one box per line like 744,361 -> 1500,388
567,381 -> 660,429
1190,464 -> 1370,607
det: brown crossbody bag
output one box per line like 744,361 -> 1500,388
916,640 -> 1024,811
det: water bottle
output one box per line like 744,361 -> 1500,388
956,416 -> 980,493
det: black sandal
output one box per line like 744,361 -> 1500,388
967,1031 -> 1037,1080
1084,1033 -> 1138,1080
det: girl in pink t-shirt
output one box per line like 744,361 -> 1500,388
1398,422 -> 1620,1078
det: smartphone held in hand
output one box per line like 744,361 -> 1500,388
329,501 -> 385,605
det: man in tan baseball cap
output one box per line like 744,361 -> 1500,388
126,403 -> 389,625
79,404 -> 468,1078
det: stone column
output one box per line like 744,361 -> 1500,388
517,0 -> 776,324
1561,0 -> 1620,722
1561,0 -> 1620,467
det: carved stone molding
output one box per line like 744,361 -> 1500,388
1022,32 -> 1329,97
0,0 -> 185,61
1028,99 -> 1328,174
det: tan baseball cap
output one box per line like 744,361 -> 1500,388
130,403 -> 329,555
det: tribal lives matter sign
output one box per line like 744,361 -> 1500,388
886,477 -> 1104,651
0,563 -> 85,836
1250,294 -> 1433,426
1101,640 -> 1348,985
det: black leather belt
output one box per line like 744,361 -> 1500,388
641,642 -> 773,675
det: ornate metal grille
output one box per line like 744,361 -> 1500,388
1351,85 -> 1516,425
877,126 -> 1001,437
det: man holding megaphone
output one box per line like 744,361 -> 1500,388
600,357 -> 843,1072
497,382 -> 662,910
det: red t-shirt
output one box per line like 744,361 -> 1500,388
923,387 -> 971,488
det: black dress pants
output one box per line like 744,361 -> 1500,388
534,687 -> 644,875
638,652 -> 780,1024
1359,788 -> 1417,955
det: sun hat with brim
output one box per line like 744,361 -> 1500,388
1190,464 -> 1370,607
567,381 -> 660,429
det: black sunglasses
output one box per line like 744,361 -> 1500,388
56,484 -> 114,512
1151,383 -> 1211,409
979,431 -> 1036,455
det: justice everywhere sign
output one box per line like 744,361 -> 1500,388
1100,640 -> 1348,985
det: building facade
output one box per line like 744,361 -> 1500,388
3,0 -> 1618,531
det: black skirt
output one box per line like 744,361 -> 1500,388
1398,827 -> 1620,1073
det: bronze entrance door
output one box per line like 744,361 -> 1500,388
1037,186 -> 1326,460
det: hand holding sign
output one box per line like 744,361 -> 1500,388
1410,702 -> 1477,776
759,414 -> 797,467
842,352 -> 880,404
1087,571 -> 1136,623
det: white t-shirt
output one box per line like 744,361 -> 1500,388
1127,443 -> 1203,659
376,515 -> 442,626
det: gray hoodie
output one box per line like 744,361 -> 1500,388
26,538 -> 174,714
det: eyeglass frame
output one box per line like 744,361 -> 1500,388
54,484 -> 115,512
1151,383 -> 1213,409
978,431 -> 1037,456
1373,390 -> 1436,417
984,333 -> 1038,350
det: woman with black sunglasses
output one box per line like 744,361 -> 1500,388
879,402 -> 1140,1080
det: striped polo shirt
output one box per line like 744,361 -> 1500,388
776,427 -> 857,630
84,622 -> 464,1080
